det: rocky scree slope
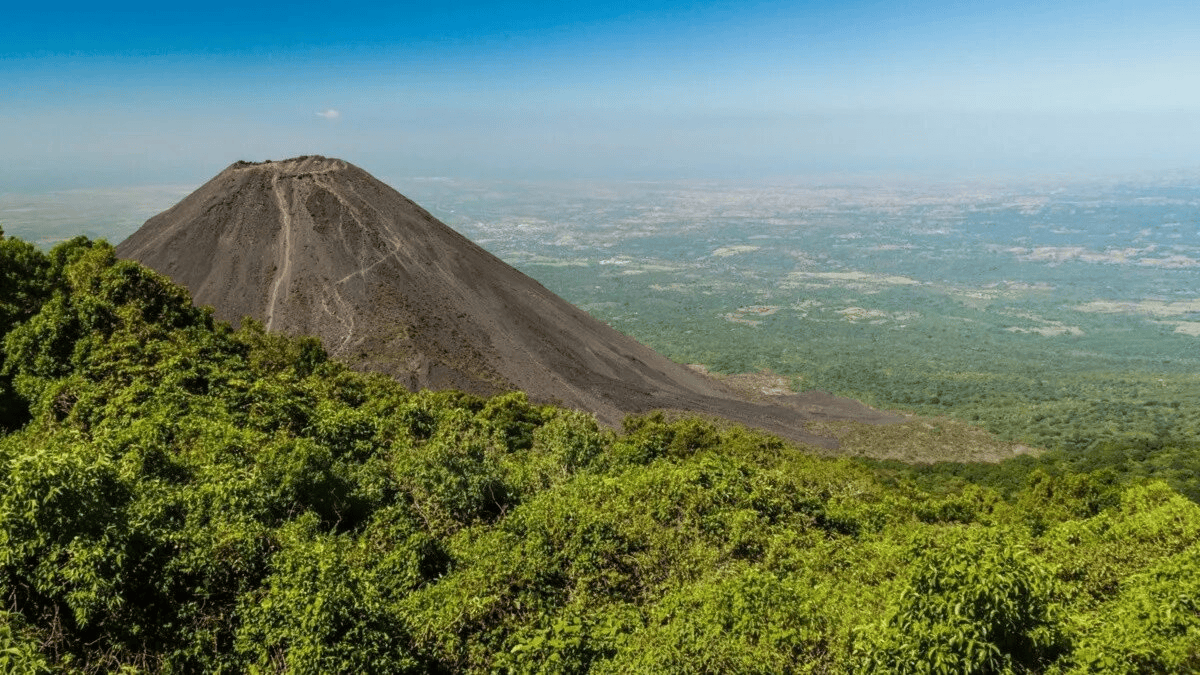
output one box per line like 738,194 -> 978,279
117,156 -> 899,445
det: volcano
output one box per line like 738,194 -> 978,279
117,156 -> 898,446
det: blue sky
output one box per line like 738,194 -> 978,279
3,0 -> 1200,188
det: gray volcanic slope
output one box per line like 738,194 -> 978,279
117,156 -> 898,447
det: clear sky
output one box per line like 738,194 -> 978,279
3,0 -> 1200,188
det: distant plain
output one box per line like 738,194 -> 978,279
5,169 -> 1198,453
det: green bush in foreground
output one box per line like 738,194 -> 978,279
0,234 -> 1198,673
856,532 -> 1065,674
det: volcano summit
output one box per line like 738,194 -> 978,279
117,156 -> 897,446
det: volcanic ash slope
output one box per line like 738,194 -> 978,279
117,156 -> 898,446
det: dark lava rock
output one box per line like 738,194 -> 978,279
118,156 -> 900,446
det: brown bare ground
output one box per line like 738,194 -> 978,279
804,417 -> 1044,463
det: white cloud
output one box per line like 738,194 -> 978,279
316,109 -> 341,120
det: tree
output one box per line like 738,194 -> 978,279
856,530 -> 1066,674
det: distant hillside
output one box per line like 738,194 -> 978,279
116,156 -> 899,446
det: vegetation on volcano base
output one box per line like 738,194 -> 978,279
1,231 -> 1198,673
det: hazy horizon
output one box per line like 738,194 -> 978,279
5,1 -> 1200,191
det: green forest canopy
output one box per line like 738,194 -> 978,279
0,230 -> 1197,673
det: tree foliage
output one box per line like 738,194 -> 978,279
0,234 -> 1197,673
